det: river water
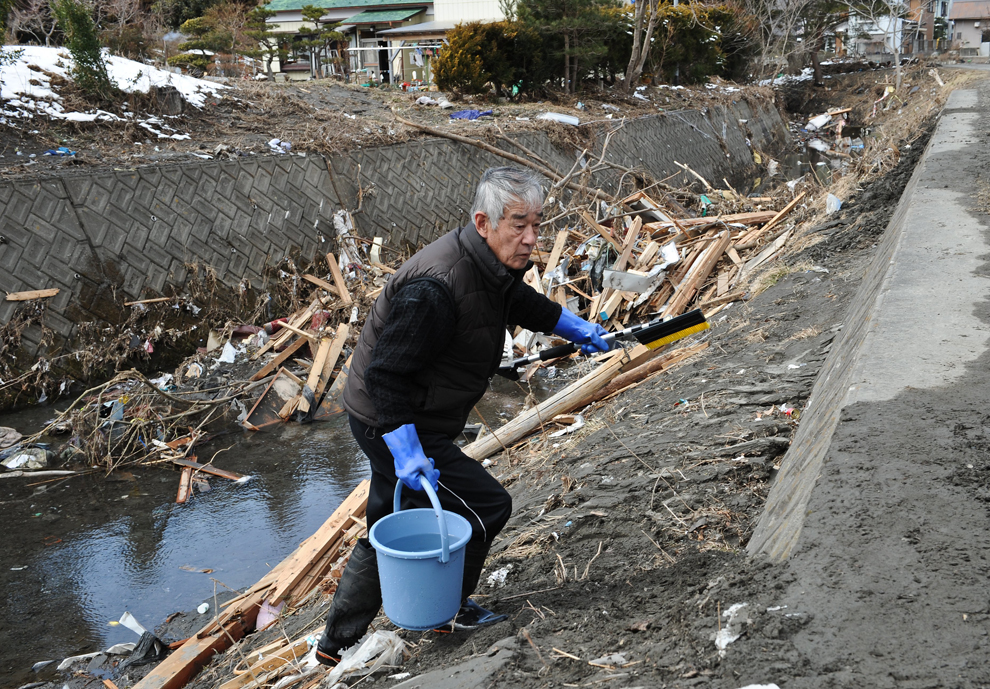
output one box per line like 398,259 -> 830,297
0,406 -> 369,688
0,374 -> 547,688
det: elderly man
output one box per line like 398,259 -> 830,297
316,166 -> 609,666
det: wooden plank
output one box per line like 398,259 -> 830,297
249,336 -> 307,383
613,216 -> 643,272
726,247 -> 743,266
644,210 -> 776,232
297,337 -> 333,415
325,252 -> 353,305
735,191 -> 806,248
124,297 -> 172,306
315,323 -> 349,401
132,618 -> 255,689
463,350 -> 632,461
579,211 -> 622,253
302,274 -> 340,296
664,230 -> 732,318
251,301 -> 318,361
278,321 -> 317,342
175,467 -> 193,504
6,288 -> 59,301
736,229 -> 793,285
545,229 -> 570,276
267,479 -> 371,604
524,265 -> 544,296
171,459 -> 244,481
717,272 -> 729,297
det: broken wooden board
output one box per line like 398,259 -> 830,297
251,301 -> 319,361
314,324 -> 349,402
326,252 -> 353,305
302,273 -> 340,296
249,336 -> 307,383
267,479 -> 370,604
579,210 -> 623,253
664,230 -> 732,317
242,368 -> 302,431
297,337 -> 333,415
6,288 -> 59,301
132,617 -> 258,689
175,467 -> 193,504
171,459 -> 244,481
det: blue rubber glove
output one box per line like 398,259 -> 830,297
382,424 -> 440,492
552,308 -> 611,355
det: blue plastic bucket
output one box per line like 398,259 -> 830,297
369,476 -> 472,631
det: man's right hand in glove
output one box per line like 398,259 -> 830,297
382,424 -> 440,492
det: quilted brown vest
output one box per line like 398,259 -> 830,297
343,223 -> 520,437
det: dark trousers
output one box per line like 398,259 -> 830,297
353,415 -> 513,542
319,415 -> 512,652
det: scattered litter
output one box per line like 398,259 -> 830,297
43,146 -> 75,156
197,602 -> 210,614
321,630 -> 407,686
549,414 -> 585,437
537,112 -> 579,126
486,564 -> 513,588
826,193 -> 842,215
713,602 -> 749,656
449,109 -> 493,120
268,138 -> 292,154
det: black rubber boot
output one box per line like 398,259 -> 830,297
436,540 -> 507,632
316,538 -> 382,666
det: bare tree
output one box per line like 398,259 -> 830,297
622,0 -> 660,92
735,0 -> 815,81
9,0 -> 58,45
847,0 -> 907,88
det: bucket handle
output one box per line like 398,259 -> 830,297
393,475 -> 450,564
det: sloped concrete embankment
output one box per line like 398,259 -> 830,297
0,100 -> 788,366
748,85 -> 990,685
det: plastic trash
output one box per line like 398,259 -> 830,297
575,101 -> 585,111
449,109 -> 493,120
43,146 -> 75,156
185,362 -> 203,379
120,631 -> 168,669
416,96 -> 437,105
320,630 -> 408,686
437,99 -> 454,109
218,341 -> 238,364
1,447 -> 51,470
550,414 -> 585,438
713,602 -> 749,656
805,113 -> 831,130
825,193 -> 842,215
268,138 -> 292,153
807,138 -> 829,152
118,611 -> 149,636
197,602 -> 210,614
537,112 -> 579,126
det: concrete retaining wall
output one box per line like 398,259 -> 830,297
0,97 -> 789,361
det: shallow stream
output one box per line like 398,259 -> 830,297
0,374 -> 549,688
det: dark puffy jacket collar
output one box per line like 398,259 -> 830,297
459,222 -> 526,288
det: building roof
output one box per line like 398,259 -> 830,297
265,0 -> 427,13
377,19 -> 454,35
950,0 -> 990,19
344,8 -> 422,22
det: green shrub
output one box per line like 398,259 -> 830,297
433,21 -> 547,97
52,0 -> 116,100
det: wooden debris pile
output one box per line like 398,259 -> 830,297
466,182 -> 807,461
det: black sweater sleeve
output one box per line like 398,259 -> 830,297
508,281 -> 563,334
364,279 -> 456,429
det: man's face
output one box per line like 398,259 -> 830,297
474,201 -> 542,270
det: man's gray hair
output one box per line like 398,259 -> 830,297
470,167 -> 544,226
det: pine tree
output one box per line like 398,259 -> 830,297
52,0 -> 116,100
517,0 -> 618,93
245,4 -> 285,78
